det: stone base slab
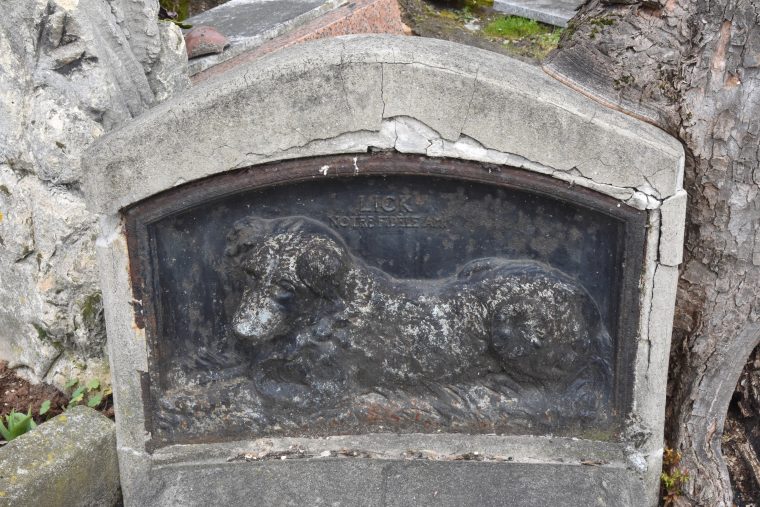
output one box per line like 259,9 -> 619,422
127,435 -> 643,506
146,460 -> 641,506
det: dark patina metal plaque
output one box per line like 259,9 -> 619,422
126,154 -> 645,449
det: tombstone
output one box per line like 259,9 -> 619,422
83,35 -> 685,506
493,0 -> 582,28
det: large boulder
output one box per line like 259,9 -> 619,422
0,0 -> 189,386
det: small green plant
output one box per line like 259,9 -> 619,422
661,447 -> 690,505
65,378 -> 109,409
0,408 -> 36,442
535,30 -> 563,51
484,16 -> 546,40
465,0 -> 494,8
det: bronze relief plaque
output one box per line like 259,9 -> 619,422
126,154 -> 645,449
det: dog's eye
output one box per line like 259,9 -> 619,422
274,282 -> 295,304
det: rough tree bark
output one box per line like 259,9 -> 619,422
546,1 -> 760,504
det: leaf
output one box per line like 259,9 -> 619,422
68,385 -> 86,408
0,419 -> 11,441
5,411 -> 34,440
86,379 -> 100,391
39,400 -> 51,416
87,394 -> 103,408
65,378 -> 79,389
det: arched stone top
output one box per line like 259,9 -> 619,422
83,35 -> 684,215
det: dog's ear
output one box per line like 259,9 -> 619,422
296,237 -> 348,297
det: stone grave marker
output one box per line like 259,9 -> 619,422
493,0 -> 583,28
83,35 -> 685,506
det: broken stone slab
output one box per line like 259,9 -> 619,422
0,406 -> 119,506
188,0 -> 409,81
493,0 -> 582,27
184,0 -> 344,75
185,25 -> 230,58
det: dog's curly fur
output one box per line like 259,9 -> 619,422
225,216 -> 612,409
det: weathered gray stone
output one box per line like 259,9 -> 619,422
0,0 -> 189,386
108,0 -> 162,69
96,215 -> 148,454
186,0 -> 327,40
83,35 -> 684,215
382,61 -> 479,141
0,406 -> 119,506
125,433 -> 639,505
148,22 -> 191,102
659,190 -> 687,266
139,459 -> 643,506
494,0 -> 582,28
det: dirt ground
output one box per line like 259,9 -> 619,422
0,361 -> 115,438
0,361 -> 68,422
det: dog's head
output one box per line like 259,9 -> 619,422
227,217 -> 350,344
486,264 -> 612,387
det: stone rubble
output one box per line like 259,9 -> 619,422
184,26 -> 230,59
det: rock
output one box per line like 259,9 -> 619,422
184,26 -> 230,59
107,0 -> 163,69
0,0 -> 189,387
464,20 -> 481,32
0,406 -> 119,506
148,21 -> 191,102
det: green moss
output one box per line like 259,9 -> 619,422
535,30 -> 562,52
81,292 -> 102,326
32,323 -> 48,340
590,16 -> 616,27
465,0 -> 494,7
587,16 -> 616,40
159,0 -> 190,21
613,74 -> 635,90
484,16 -> 547,40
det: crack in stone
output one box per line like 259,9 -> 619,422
337,41 -> 355,119
458,64 -> 481,137
380,63 -> 387,119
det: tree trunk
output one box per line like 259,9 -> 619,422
545,1 -> 760,505
723,346 -> 760,503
